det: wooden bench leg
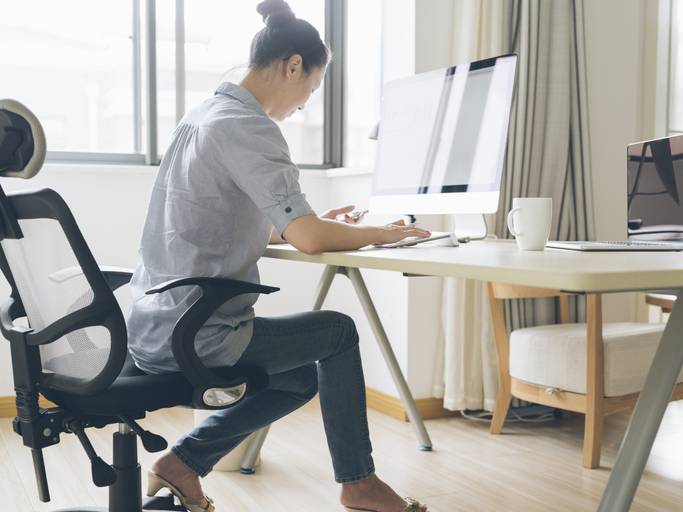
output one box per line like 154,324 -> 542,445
490,381 -> 511,434
584,293 -> 604,469
488,282 -> 511,435
583,411 -> 604,469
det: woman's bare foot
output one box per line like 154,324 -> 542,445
340,474 -> 427,512
150,450 -> 206,502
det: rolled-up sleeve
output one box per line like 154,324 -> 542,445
219,114 -> 316,235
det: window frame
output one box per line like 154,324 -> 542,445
43,0 -> 347,169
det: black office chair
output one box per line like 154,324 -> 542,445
0,99 -> 277,511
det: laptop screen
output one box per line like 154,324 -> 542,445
628,134 -> 683,241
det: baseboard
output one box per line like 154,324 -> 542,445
0,389 -> 457,422
0,395 -> 14,418
365,387 -> 459,422
0,395 -> 56,418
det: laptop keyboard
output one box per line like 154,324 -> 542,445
546,240 -> 683,251
600,241 -> 675,246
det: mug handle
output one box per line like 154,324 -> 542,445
507,207 -> 523,237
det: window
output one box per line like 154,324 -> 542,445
156,0 -> 326,165
0,0 -> 339,167
1,1 -> 136,157
343,0 -> 382,168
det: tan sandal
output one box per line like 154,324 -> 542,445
147,471 -> 215,512
344,496 -> 427,512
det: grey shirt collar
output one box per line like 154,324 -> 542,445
215,82 -> 268,118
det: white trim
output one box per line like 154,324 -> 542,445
41,163 -> 158,176
325,166 -> 373,178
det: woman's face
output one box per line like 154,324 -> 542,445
271,62 -> 325,122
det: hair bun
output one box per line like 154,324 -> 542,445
256,0 -> 296,27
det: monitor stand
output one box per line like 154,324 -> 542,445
451,213 -> 488,240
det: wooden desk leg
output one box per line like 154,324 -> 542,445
598,290 -> 683,512
344,267 -> 433,450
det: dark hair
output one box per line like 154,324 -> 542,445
251,0 -> 330,74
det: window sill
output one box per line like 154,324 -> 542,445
42,163 -> 159,175
325,166 -> 373,178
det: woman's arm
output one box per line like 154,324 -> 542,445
269,205 -> 366,246
282,215 -> 431,255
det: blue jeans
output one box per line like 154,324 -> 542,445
171,310 -> 375,483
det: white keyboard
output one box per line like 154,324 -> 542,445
376,232 -> 458,249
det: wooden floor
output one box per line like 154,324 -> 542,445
3,397 -> 683,511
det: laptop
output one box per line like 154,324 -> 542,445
547,134 -> 683,252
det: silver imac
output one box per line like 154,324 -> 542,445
370,53 -> 517,215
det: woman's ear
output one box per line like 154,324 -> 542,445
284,54 -> 303,79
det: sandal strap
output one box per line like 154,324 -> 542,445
180,496 -> 209,506
402,497 -> 426,511
179,494 -> 214,511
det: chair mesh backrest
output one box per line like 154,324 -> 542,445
1,217 -> 111,382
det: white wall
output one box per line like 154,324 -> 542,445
585,0 -> 647,243
583,0 -> 657,321
415,0 -> 455,73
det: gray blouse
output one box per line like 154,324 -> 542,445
127,82 -> 316,374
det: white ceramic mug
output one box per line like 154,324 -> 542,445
507,197 -> 552,251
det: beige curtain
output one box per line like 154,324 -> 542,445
433,0 -> 508,413
434,0 -> 594,412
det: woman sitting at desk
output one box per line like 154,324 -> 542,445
126,1 -> 430,511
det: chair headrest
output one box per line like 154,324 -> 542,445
0,99 -> 46,179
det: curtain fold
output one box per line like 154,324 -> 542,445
436,0 -> 594,411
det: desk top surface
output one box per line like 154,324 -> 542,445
264,240 -> 683,294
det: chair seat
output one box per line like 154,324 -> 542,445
509,322 -> 681,397
40,356 -> 269,415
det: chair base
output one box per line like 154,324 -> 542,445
45,508 -> 108,512
46,509 -> 109,511
43,430 -> 187,512
47,494 -> 185,511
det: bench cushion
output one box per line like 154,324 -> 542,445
509,322 -> 681,397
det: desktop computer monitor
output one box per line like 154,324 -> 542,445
369,53 -> 517,216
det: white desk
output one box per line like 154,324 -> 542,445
263,240 -> 683,512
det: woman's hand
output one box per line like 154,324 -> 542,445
319,205 -> 365,225
374,220 -> 431,245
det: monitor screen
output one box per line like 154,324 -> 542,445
370,53 -> 517,215
628,134 -> 683,241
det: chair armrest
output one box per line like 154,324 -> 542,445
0,295 -> 30,343
146,276 -> 278,296
99,266 -> 134,291
48,265 -> 134,292
146,277 -> 279,409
